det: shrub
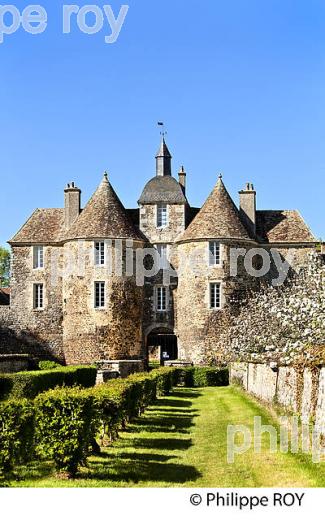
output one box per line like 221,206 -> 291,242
126,372 -> 158,411
152,367 -> 177,396
0,368 -> 177,477
175,367 -> 229,387
0,366 -> 97,401
0,399 -> 34,478
35,387 -> 99,477
90,379 -> 132,442
38,360 -> 62,370
90,369 -> 170,445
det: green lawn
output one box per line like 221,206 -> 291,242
11,386 -> 325,487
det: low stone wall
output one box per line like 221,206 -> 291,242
228,362 -> 247,389
230,362 -> 324,432
0,354 -> 32,373
96,360 -> 145,379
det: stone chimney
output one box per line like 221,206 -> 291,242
64,182 -> 81,229
239,182 -> 256,236
178,166 -> 186,194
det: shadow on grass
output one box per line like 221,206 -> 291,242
13,388 -> 203,486
87,459 -> 201,484
120,437 -> 193,451
128,414 -> 199,435
82,389 -> 202,484
12,461 -> 54,483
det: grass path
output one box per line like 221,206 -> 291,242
14,386 -> 325,487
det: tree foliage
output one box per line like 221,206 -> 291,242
0,246 -> 10,287
213,253 -> 325,366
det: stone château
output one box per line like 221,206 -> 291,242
0,138 -> 317,366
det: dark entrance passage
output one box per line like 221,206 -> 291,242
147,328 -> 178,364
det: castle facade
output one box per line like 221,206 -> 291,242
0,138 -> 317,365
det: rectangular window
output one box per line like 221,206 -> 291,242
94,241 -> 105,266
33,245 -> 44,269
33,283 -> 44,309
156,244 -> 168,268
209,242 -> 221,266
94,281 -> 105,309
156,286 -> 168,312
210,282 -> 221,309
157,204 -> 168,228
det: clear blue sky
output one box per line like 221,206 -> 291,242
1,0 -> 325,247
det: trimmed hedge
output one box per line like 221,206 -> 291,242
0,366 -> 229,479
153,366 -> 176,395
175,367 -> 229,388
0,366 -> 97,401
35,387 -> 98,477
38,360 -> 62,371
0,399 -> 34,478
0,367 -> 178,478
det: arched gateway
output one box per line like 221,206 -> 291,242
146,327 -> 178,364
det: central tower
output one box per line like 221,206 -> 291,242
138,137 -> 190,363
156,137 -> 172,177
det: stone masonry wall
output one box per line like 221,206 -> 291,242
139,203 -> 186,244
140,203 -> 185,342
62,240 -> 144,364
247,363 -> 278,402
1,241 -> 145,366
0,246 -> 64,361
175,240 -> 260,364
230,362 -> 325,432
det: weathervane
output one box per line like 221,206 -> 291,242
158,121 -> 167,138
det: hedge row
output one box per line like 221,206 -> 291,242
175,367 -> 229,388
0,367 -> 176,479
0,366 -> 97,401
0,366 -> 229,480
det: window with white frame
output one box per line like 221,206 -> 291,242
210,282 -> 221,309
156,286 -> 168,312
33,245 -> 44,269
156,244 -> 168,268
209,241 -> 221,266
94,281 -> 105,309
157,204 -> 168,228
94,241 -> 105,266
33,283 -> 44,309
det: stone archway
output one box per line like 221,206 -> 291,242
146,326 -> 178,364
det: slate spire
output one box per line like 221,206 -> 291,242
156,137 -> 172,177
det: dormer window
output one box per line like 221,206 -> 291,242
33,246 -> 44,269
209,242 -> 221,266
157,204 -> 168,228
94,241 -> 105,266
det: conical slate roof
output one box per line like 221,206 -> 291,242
65,174 -> 143,241
177,176 -> 252,242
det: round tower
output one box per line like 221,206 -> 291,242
175,175 -> 257,364
62,173 -> 145,365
